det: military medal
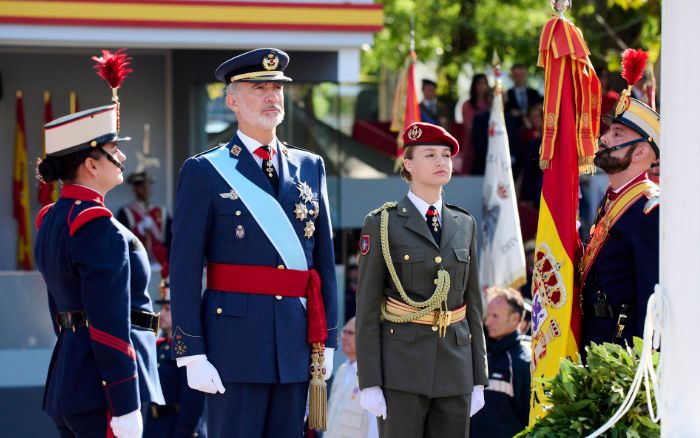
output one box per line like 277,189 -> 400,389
310,200 -> 320,219
431,216 -> 439,232
294,203 -> 308,220
235,225 -> 245,239
265,160 -> 275,178
219,189 -> 239,200
304,221 -> 315,238
297,181 -> 314,203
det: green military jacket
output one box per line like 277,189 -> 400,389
355,196 -> 488,398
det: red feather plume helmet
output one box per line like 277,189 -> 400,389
615,48 -> 649,117
92,48 -> 133,132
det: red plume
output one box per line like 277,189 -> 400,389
620,48 -> 648,88
91,48 -> 133,89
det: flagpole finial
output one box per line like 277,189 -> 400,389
551,0 -> 571,19
492,50 -> 503,94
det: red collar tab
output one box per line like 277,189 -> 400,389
61,184 -> 105,204
607,172 -> 648,201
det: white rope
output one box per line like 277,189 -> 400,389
585,284 -> 667,437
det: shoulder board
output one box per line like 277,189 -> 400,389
69,206 -> 113,236
282,142 -> 311,153
195,143 -> 226,157
35,203 -> 55,230
369,201 -> 398,216
445,203 -> 471,216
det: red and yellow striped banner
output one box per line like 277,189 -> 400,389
0,0 -> 384,32
13,91 -> 34,271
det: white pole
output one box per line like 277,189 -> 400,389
660,1 -> 700,436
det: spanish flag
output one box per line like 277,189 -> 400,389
13,91 -> 33,270
529,17 -> 600,423
390,48 -> 420,158
38,90 -> 58,206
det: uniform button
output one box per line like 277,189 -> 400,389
164,345 -> 170,350
404,254 -> 410,261
235,210 -> 241,216
390,328 -> 394,334
159,354 -> 165,360
469,334 -> 472,341
435,256 -> 442,264
277,265 -> 285,269
75,200 -> 82,205
431,326 -> 438,332
216,307 -> 223,314
102,380 -> 107,386
433,279 -> 438,285
275,295 -> 283,300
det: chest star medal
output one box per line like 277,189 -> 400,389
304,220 -> 315,239
219,189 -> 239,201
294,203 -> 308,220
297,181 -> 314,203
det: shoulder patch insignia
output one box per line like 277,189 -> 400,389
360,234 -> 371,255
69,206 -> 113,236
36,203 -> 55,230
644,196 -> 660,214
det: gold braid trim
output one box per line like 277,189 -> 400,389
377,203 -> 451,332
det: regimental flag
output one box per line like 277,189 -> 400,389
479,80 -> 526,290
38,91 -> 58,206
390,49 -> 420,159
12,91 -> 33,270
529,16 -> 601,424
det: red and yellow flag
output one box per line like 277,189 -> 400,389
38,90 -> 58,206
390,49 -> 420,158
13,90 -> 33,270
529,17 -> 600,424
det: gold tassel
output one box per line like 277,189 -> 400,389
539,159 -> 551,170
308,342 -> 327,431
578,156 -> 596,175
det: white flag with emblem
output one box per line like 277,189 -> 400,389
478,86 -> 526,289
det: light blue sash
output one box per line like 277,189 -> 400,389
203,145 -> 307,271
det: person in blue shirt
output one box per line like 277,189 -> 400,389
35,100 -> 164,437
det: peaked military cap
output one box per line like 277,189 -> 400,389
127,170 -> 155,185
44,104 -> 131,157
215,48 -> 292,84
402,122 -> 460,156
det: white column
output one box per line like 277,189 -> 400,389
660,1 -> 700,436
337,48 -> 361,83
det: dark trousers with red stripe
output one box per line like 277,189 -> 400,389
206,381 -> 308,438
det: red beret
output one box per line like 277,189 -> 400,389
402,122 -> 460,156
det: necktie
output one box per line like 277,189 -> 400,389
426,206 -> 441,244
254,145 -> 279,194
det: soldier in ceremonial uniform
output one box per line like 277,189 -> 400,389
34,50 -> 164,438
144,282 -> 206,438
580,49 -> 661,351
169,48 -> 337,437
356,122 -> 488,437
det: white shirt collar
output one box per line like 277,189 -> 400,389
407,191 -> 443,225
237,129 -> 279,172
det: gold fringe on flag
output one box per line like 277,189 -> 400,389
307,342 -> 327,431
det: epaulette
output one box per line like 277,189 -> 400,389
643,184 -> 660,214
35,203 -> 55,230
445,203 -> 472,216
369,201 -> 398,216
69,206 -> 113,236
195,143 -> 226,157
282,142 -> 311,154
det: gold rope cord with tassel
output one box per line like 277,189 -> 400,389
308,342 -> 327,431
376,202 -> 453,336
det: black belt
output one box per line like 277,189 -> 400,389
57,309 -> 160,333
150,403 -> 180,419
585,303 -> 636,319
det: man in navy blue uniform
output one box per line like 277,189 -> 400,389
170,48 -> 338,437
145,282 -> 206,437
34,54 -> 164,438
580,77 -> 661,352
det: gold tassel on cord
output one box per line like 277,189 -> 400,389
308,342 -> 327,431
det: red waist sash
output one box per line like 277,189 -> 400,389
207,263 -> 327,344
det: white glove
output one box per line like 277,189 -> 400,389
323,348 -> 334,381
110,408 -> 143,438
470,385 -> 485,417
360,386 -> 387,419
185,356 -> 226,394
136,216 -> 156,235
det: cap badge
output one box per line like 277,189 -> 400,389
407,125 -> 422,141
615,90 -> 631,117
263,52 -> 280,71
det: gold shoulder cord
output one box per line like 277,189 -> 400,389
377,202 -> 452,334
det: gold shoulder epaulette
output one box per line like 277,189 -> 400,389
370,201 -> 398,216
643,184 -> 660,214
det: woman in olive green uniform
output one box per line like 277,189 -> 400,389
356,122 -> 488,438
